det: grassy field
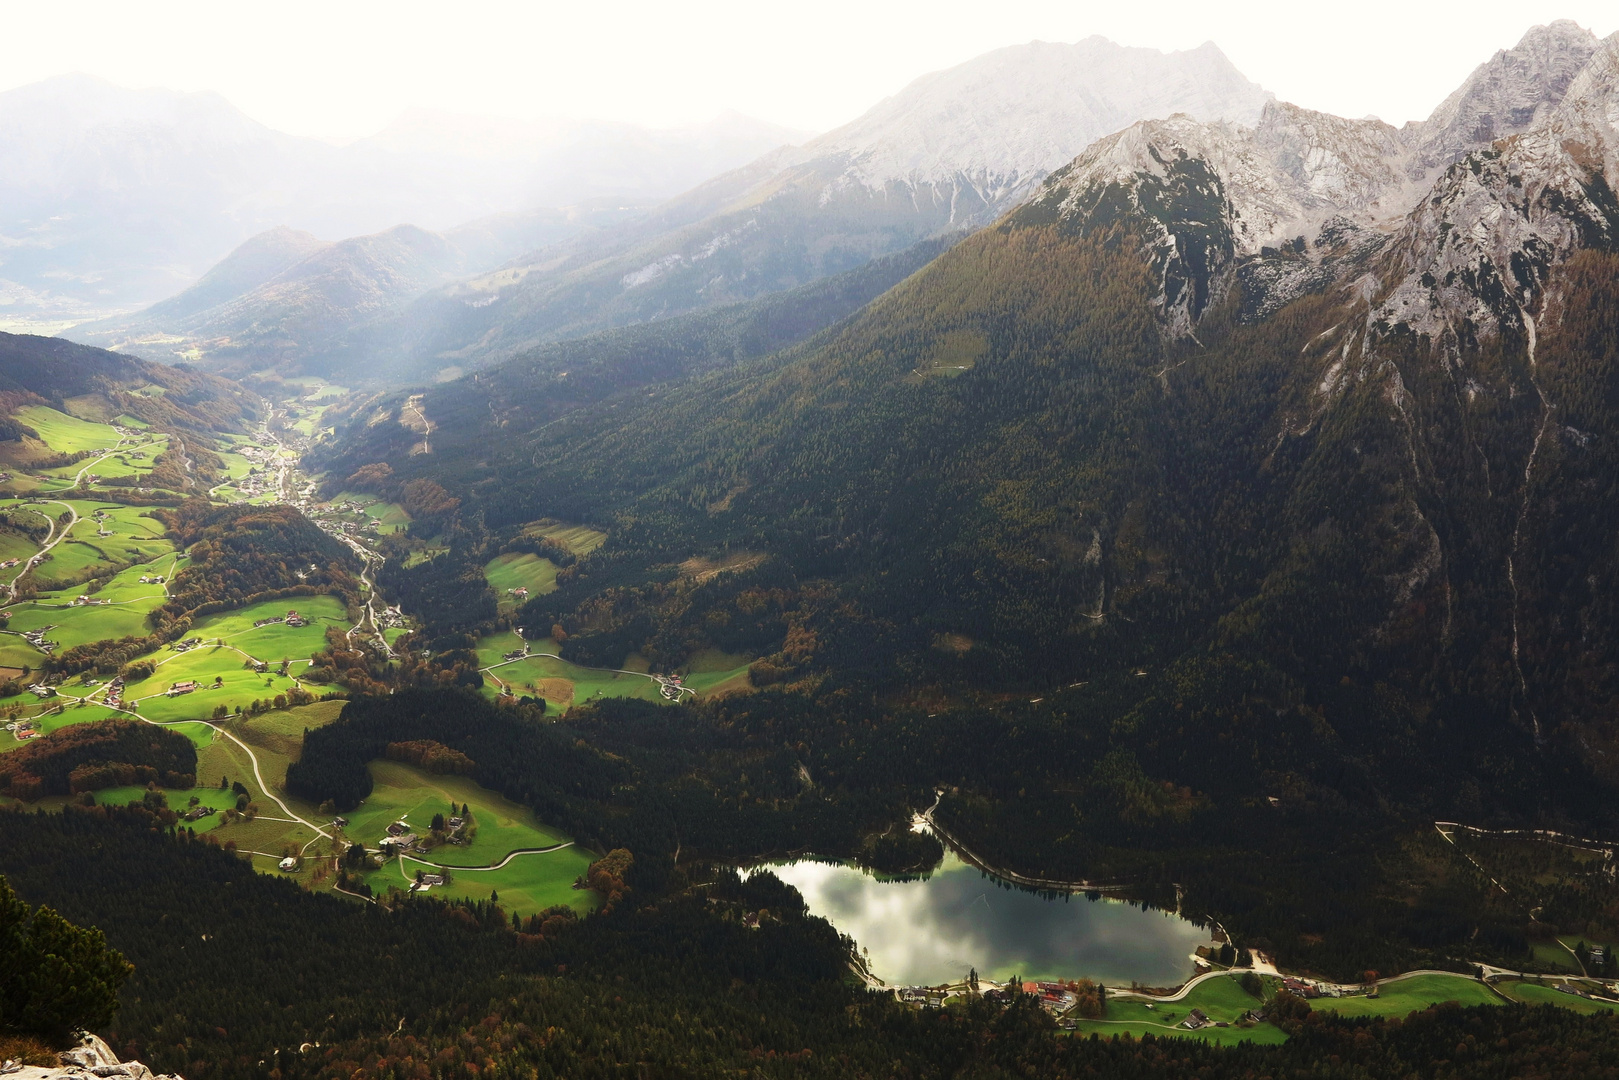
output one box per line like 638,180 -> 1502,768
341,759 -> 568,857
485,552 -> 558,610
123,651 -> 306,723
681,649 -> 754,695
523,521 -> 606,555
326,491 -> 410,533
23,501 -> 174,586
1078,975 -> 1284,1045
63,436 -> 169,481
187,594 -> 350,661
14,406 -> 122,454
475,631 -> 667,710
7,554 -> 179,652
0,698 -> 128,749
1495,979 -> 1619,1014
346,759 -> 598,916
0,531 -> 37,564
1527,940 -> 1583,971
368,844 -> 597,916
1310,973 -> 1501,1018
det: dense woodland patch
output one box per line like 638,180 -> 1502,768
5,807 -> 1619,1079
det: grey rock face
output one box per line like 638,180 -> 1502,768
1023,25 -> 1619,346
3,1036 -> 181,1080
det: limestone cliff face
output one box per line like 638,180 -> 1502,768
1376,30 -> 1619,347
1020,23 -> 1619,348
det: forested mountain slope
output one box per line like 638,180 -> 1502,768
312,233 -> 960,456
68,205 -> 653,375
0,332 -> 255,437
322,25 -> 1619,825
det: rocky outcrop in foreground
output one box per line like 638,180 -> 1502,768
2,1036 -> 180,1080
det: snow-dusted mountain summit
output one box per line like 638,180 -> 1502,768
232,36 -> 1271,381
798,37 -> 1271,216
1022,20 -> 1614,337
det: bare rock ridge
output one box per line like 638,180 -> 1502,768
4,1035 -> 180,1080
797,36 -> 1272,212
1404,18 -> 1601,173
1025,21 -> 1616,341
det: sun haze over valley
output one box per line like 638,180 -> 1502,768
4,3 -> 1619,1077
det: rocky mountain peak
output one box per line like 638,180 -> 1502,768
797,36 -> 1272,217
1403,19 -> 1600,173
1016,25 -> 1619,345
1374,30 -> 1619,346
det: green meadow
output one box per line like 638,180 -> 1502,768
188,594 -> 350,660
1494,978 -> 1619,1014
14,406 -> 122,454
332,758 -> 597,917
0,697 -> 127,749
1078,975 -> 1284,1045
484,552 -> 558,610
0,531 -> 37,564
369,844 -> 597,916
1309,973 -> 1501,1018
523,521 -> 606,555
122,647 -> 307,723
475,631 -> 666,710
680,649 -> 754,695
327,491 -> 410,533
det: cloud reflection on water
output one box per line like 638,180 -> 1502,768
769,853 -> 1211,986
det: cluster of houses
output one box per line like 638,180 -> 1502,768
170,637 -> 204,652
137,574 -> 166,585
21,628 -> 56,654
378,606 -> 405,629
0,558 -> 17,569
508,586 -> 528,600
379,820 -> 422,854
1547,977 -> 1612,1003
166,680 -> 200,697
26,683 -> 55,699
104,676 -> 125,708
409,872 -> 446,892
1279,977 -> 1341,999
285,610 -> 308,627
1025,982 -> 1077,1013
1181,1008 -> 1228,1030
654,673 -> 689,701
502,642 -> 531,662
5,718 -> 39,739
70,594 -> 108,607
898,987 -> 949,1008
181,804 -> 216,822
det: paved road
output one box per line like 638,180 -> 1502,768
2,499 -> 79,603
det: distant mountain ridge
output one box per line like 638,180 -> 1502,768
68,205 -> 648,371
0,73 -> 802,325
103,36 -> 1271,382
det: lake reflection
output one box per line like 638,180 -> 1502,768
764,852 -> 1211,987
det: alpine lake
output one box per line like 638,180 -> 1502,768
759,849 -> 1215,988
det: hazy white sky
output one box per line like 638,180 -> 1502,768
3,0 -> 1613,138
